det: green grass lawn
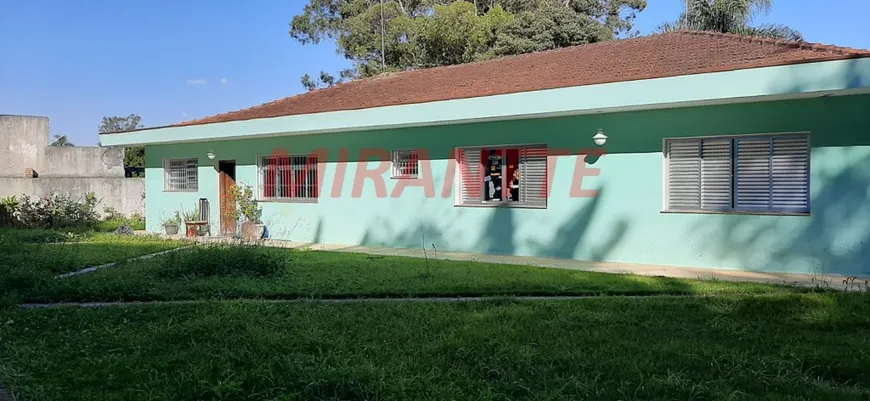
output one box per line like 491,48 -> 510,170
1,294 -> 868,401
0,229 -> 185,305
22,245 -> 819,303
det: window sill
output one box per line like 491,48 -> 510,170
390,176 -> 420,180
455,202 -> 546,209
258,199 -> 319,204
661,209 -> 810,217
162,189 -> 199,193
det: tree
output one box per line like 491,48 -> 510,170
290,0 -> 646,88
49,135 -> 74,147
492,4 -> 612,56
300,70 -> 357,91
658,0 -> 801,41
99,114 -> 145,168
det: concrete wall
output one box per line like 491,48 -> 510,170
0,114 -> 142,217
0,115 -> 48,177
145,94 -> 870,277
42,146 -> 125,177
0,177 -> 145,217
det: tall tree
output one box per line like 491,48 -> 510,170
658,0 -> 801,41
49,135 -> 74,147
290,0 -> 646,89
99,114 -> 145,168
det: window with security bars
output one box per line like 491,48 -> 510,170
391,149 -> 419,178
455,145 -> 547,208
664,133 -> 810,214
258,155 -> 319,201
163,158 -> 198,191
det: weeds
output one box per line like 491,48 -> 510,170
842,276 -> 870,292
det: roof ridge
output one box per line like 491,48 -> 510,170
673,29 -> 870,55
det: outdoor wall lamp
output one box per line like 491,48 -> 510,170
206,151 -> 216,160
592,129 -> 608,146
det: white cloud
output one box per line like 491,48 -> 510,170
181,112 -> 188,117
219,78 -> 228,85
186,78 -> 207,85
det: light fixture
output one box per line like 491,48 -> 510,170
206,151 -> 216,160
592,129 -> 608,146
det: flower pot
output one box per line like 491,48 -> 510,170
241,221 -> 266,242
164,224 -> 179,235
185,222 -> 198,237
196,224 -> 209,237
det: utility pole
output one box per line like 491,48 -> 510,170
380,0 -> 386,73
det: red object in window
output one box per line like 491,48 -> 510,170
504,148 -> 519,201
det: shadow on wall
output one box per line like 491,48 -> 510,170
357,186 -> 629,262
697,62 -> 870,277
526,189 -> 629,261
695,150 -> 870,277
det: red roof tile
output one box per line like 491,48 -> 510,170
175,30 -> 870,128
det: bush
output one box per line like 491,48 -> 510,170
0,196 -> 19,227
155,245 -> 287,279
16,193 -> 100,229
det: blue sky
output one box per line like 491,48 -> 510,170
1,0 -> 867,145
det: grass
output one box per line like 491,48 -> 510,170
1,293 -> 869,400
19,244 -> 821,303
0,228 -> 185,304
93,217 -> 146,232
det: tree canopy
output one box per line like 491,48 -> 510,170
658,0 -> 801,41
49,135 -> 74,147
291,0 -> 646,90
99,114 -> 145,169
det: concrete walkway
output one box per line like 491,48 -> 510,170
150,233 -> 865,291
18,294 -> 710,310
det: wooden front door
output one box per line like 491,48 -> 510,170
218,161 -> 237,236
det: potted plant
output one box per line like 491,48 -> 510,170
162,212 -> 181,235
229,183 -> 264,242
180,205 -> 203,237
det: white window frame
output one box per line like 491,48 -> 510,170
391,149 -> 420,179
454,144 -> 547,209
663,132 -> 810,215
163,158 -> 198,192
257,154 -> 319,202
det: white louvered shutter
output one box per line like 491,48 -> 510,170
700,139 -> 732,210
735,137 -> 772,210
457,148 -> 482,205
666,139 -> 701,210
519,146 -> 547,208
771,135 -> 810,212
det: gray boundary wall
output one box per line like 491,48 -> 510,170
0,115 -> 143,216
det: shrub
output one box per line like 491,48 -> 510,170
103,206 -> 125,221
0,196 -> 19,227
229,184 -> 262,223
16,193 -> 100,229
155,245 -> 287,279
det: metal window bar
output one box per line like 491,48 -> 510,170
392,150 -> 419,178
259,155 -> 319,201
164,158 -> 198,191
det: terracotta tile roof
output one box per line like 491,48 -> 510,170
174,30 -> 870,128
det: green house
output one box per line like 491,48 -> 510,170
101,31 -> 870,277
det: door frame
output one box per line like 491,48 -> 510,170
218,160 -> 237,236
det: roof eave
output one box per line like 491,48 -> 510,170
100,57 -> 870,147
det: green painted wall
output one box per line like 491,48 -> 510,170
145,94 -> 870,276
